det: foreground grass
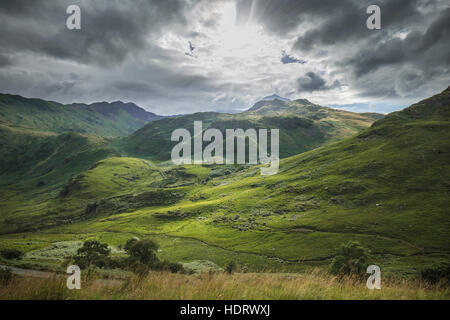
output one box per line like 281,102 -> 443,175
1,270 -> 448,300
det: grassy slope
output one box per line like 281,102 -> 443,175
1,88 -> 448,276
115,100 -> 381,160
0,93 -> 158,137
0,131 -> 119,234
1,270 -> 448,300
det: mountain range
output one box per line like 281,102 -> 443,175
0,93 -> 164,137
0,87 -> 448,277
116,98 -> 384,161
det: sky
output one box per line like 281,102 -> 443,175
0,0 -> 449,115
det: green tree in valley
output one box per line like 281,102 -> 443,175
125,239 -> 159,266
329,241 -> 370,276
73,240 -> 111,269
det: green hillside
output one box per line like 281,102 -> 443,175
0,93 -> 163,137
0,87 -> 448,276
115,100 -> 382,161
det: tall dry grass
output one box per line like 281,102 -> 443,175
0,269 -> 448,300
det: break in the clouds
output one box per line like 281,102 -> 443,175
0,0 -> 448,115
185,41 -> 196,58
281,51 -> 306,65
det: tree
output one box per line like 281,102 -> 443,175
73,240 -> 111,268
329,241 -> 369,276
125,239 -> 159,266
122,238 -> 184,274
123,238 -> 139,252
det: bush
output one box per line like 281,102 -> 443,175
125,239 -> 159,266
121,238 -> 184,274
72,240 -> 111,269
329,241 -> 370,277
123,238 -> 139,252
421,263 -> 450,285
225,261 -> 236,274
0,248 -> 24,260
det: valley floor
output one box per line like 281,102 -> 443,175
0,270 -> 448,300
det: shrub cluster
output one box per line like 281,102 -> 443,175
421,263 -> 450,285
72,240 -> 111,269
0,248 -> 24,260
329,241 -> 370,277
70,239 -> 184,275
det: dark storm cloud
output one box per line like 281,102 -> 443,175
344,36 -> 407,77
293,0 -> 423,52
0,0 -> 448,114
344,7 -> 450,77
236,0 -> 348,35
298,72 -> 326,92
293,1 -> 365,52
0,0 -> 228,114
340,6 -> 450,100
0,0 -> 187,66
235,0 -> 421,45
297,72 -> 341,92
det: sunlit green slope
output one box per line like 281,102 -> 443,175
1,87 -> 448,275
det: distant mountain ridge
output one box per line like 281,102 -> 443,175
117,96 -> 384,161
69,101 -> 163,122
0,93 -> 165,137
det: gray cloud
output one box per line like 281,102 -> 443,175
0,0 -> 448,115
213,0 -> 448,104
339,6 -> 450,98
0,0 -> 187,66
236,0 -> 347,35
0,54 -> 12,68
297,72 -> 341,92
344,7 -> 450,77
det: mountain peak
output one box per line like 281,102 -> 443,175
247,98 -> 288,112
262,94 -> 290,102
